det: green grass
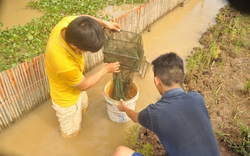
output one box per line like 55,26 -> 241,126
124,124 -> 154,156
246,79 -> 250,91
222,124 -> 250,156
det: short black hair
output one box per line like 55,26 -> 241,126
65,16 -> 104,52
152,52 -> 184,86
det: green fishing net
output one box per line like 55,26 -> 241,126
103,29 -> 144,101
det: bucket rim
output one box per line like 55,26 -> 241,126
103,81 -> 139,105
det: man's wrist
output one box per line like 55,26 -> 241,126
101,20 -> 108,28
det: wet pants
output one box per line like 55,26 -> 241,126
52,91 -> 89,138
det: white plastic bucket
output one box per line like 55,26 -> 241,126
104,81 -> 139,123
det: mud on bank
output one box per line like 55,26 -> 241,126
131,4 -> 250,156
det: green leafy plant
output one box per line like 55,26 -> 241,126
246,79 -> 250,91
217,124 -> 250,156
227,124 -> 250,156
137,142 -> 154,156
124,124 -> 140,148
124,124 -> 154,156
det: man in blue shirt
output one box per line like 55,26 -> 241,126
112,52 -> 220,156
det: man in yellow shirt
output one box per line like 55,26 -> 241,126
45,15 -> 121,138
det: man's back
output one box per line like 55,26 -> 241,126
138,88 -> 220,156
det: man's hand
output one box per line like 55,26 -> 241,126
117,99 -> 139,123
104,61 -> 120,73
77,15 -> 121,32
74,61 -> 120,91
117,99 -> 127,112
104,21 -> 121,32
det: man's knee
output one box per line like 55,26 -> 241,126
112,146 -> 135,156
114,146 -> 126,153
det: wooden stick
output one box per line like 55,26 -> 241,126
21,63 -> 37,109
0,96 -> 10,128
11,67 -> 29,115
0,72 -> 17,122
28,60 -> 43,108
39,54 -> 50,100
29,59 -> 43,106
35,57 -> 46,103
17,64 -> 32,111
0,79 -> 14,124
3,71 -> 21,120
5,70 -> 23,120
37,56 -> 48,102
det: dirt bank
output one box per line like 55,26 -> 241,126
133,4 -> 250,156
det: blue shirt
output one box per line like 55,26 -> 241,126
138,88 -> 220,156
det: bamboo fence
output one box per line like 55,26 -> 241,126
0,0 -> 185,132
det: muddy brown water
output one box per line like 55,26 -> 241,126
0,0 -> 227,155
0,0 -> 44,29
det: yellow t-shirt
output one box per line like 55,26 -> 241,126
45,16 -> 85,107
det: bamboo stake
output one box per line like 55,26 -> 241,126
21,63 -> 37,109
93,53 -> 96,68
5,70 -> 23,119
92,53 -> 96,68
17,64 -> 33,111
37,56 -> 48,101
34,57 -> 45,104
39,55 -> 50,100
0,88 -> 13,125
88,53 -> 92,71
0,73 -> 16,122
17,64 -> 32,110
0,96 -> 9,128
29,59 -> 43,106
27,61 -> 42,108
0,116 -> 3,132
0,72 -> 16,122
97,51 -> 101,66
10,69 -> 26,116
126,11 -> 130,31
134,10 -> 138,33
35,57 -> 46,102
12,67 -> 29,115
38,55 -> 47,94
84,53 -> 89,73
28,60 -> 42,106
96,51 -> 100,67
40,56 -> 50,101
98,51 -> 102,65
94,53 -> 97,68
2,71 -> 21,120
0,118 -> 3,132
94,53 -> 97,67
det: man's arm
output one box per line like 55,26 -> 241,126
74,62 -> 120,91
117,99 -> 139,123
77,14 -> 121,31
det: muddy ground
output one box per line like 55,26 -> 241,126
134,5 -> 250,156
